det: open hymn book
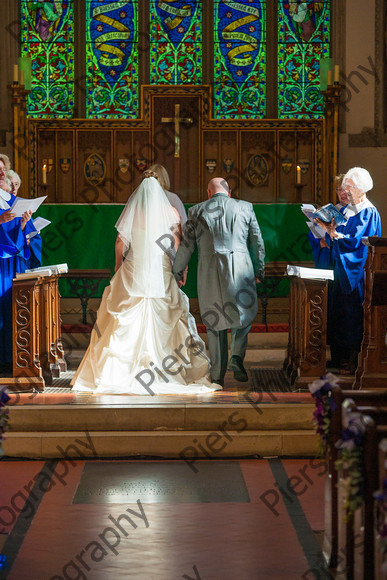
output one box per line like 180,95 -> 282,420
287,265 -> 334,280
301,203 -> 347,229
15,263 -> 68,279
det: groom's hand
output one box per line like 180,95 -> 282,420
178,267 -> 188,288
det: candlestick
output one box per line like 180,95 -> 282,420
334,64 -> 340,83
296,165 -> 301,185
42,163 -> 47,185
19,70 -> 25,86
327,70 -> 332,86
13,64 -> 19,84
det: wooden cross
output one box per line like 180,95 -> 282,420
161,103 -> 193,158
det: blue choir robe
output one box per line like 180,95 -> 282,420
0,192 -> 31,365
326,198 -> 382,360
330,200 -> 382,300
308,231 -> 331,269
15,219 -> 42,272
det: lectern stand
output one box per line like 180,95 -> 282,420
284,274 -> 330,385
9,273 -> 67,391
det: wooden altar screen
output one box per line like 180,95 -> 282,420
11,274 -> 67,391
10,84 -> 342,205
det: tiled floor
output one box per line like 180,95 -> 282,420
0,458 -> 328,580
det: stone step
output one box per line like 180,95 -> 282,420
7,403 -> 315,433
3,429 -> 319,459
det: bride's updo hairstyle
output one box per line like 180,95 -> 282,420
142,169 -> 159,181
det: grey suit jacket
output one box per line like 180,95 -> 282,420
173,193 -> 265,331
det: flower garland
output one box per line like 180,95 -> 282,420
335,411 -> 366,520
308,373 -> 339,455
0,385 -> 10,457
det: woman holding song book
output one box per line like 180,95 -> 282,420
0,158 -> 33,370
307,174 -> 349,269
315,167 -> 381,374
7,171 -> 42,272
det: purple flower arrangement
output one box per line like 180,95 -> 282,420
308,373 -> 339,454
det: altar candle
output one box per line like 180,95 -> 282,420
13,64 -> 19,83
327,70 -> 332,86
296,165 -> 301,185
334,65 -> 340,83
42,163 -> 47,185
19,70 -> 25,86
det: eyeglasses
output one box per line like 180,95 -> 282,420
343,184 -> 358,192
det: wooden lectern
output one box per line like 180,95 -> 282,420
284,274 -> 330,385
11,273 -> 67,391
354,237 -> 387,389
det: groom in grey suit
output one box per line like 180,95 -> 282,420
173,178 -> 265,385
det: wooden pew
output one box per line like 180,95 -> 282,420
335,400 -> 387,580
374,438 -> 387,580
355,237 -> 387,389
324,387 -> 387,569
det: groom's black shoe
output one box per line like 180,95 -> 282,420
228,355 -> 248,382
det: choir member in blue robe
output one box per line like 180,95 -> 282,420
308,175 -> 350,352
0,160 -> 32,368
317,167 -> 382,373
308,174 -> 349,269
8,171 -> 42,272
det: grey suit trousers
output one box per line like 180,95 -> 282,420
207,324 -> 251,381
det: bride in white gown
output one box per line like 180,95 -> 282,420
71,171 -> 221,395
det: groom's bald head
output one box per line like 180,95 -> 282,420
207,177 -> 230,199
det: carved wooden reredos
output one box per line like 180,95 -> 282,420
11,84 -> 341,204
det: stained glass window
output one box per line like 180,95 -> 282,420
21,0 -> 74,118
86,1 -> 139,118
213,1 -> 266,119
278,1 -> 331,119
150,0 -> 202,84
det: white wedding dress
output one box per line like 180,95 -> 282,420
71,179 -> 221,395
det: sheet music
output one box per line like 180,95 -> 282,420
9,195 -> 47,218
26,217 -> 51,239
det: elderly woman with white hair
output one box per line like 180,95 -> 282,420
5,170 -> 42,272
6,170 -> 21,195
317,167 -> 382,373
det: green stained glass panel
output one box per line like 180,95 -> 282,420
21,0 -> 74,118
278,1 -> 331,119
150,0 -> 202,84
86,0 -> 139,119
213,1 -> 266,119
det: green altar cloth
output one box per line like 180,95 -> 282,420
37,204 -> 313,298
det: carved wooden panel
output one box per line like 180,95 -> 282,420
285,277 -> 328,384
28,86 -> 325,204
13,280 -> 42,381
12,275 -> 66,390
356,239 -> 387,389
